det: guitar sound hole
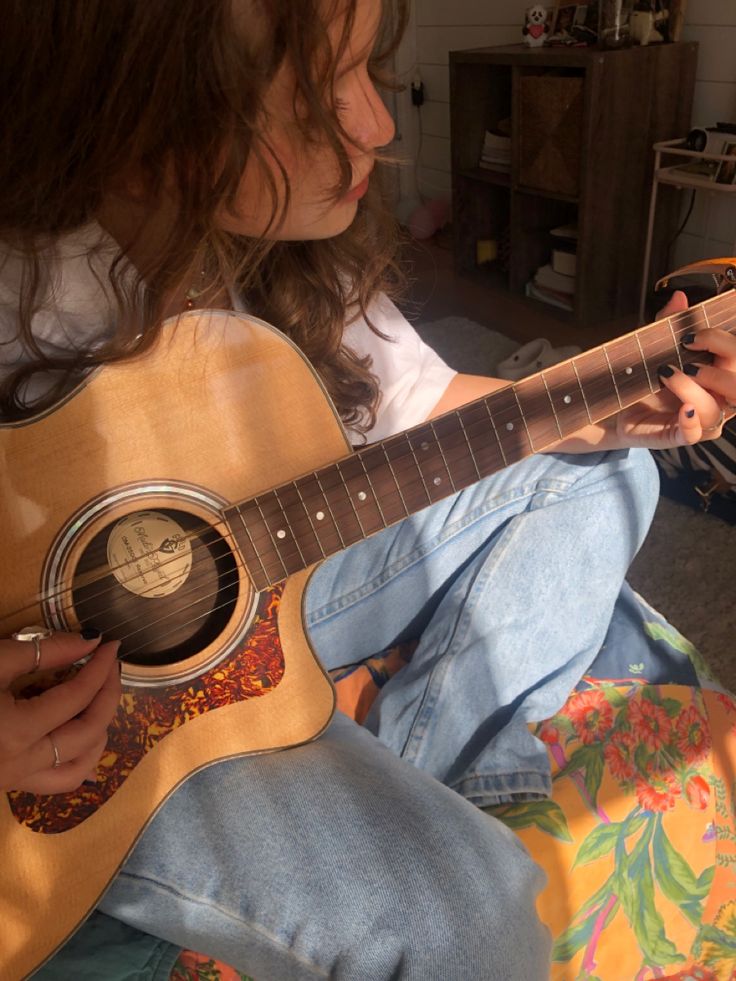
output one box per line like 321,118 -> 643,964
72,508 -> 239,666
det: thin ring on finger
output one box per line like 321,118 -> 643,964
701,408 -> 725,437
49,733 -> 62,768
11,624 -> 54,672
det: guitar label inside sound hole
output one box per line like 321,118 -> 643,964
107,510 -> 192,598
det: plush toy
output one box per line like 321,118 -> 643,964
522,5 -> 549,46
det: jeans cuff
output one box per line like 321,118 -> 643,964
449,769 -> 552,808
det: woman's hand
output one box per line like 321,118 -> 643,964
614,290 -> 736,449
0,631 -> 121,795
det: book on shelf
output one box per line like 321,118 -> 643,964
525,281 -> 574,312
550,223 -> 578,242
534,263 -> 575,295
478,130 -> 511,173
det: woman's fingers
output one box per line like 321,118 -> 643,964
656,289 -> 689,320
15,735 -> 109,796
0,629 -> 106,689
676,362 -> 736,415
5,640 -> 120,751
683,327 -> 736,370
4,652 -> 121,787
657,364 -> 723,433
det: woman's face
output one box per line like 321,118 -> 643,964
220,0 -> 395,241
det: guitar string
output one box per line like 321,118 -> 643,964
5,297 -> 735,632
106,303 -> 736,655
7,300 -> 734,631
11,302 -> 736,624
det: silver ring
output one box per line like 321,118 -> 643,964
12,624 -> 53,671
701,409 -> 726,437
49,734 -> 62,769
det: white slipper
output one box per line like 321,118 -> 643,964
496,338 -> 581,381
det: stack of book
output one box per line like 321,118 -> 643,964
526,264 -> 575,311
478,130 -> 511,173
526,224 -> 577,311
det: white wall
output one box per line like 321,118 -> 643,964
391,0 -> 736,263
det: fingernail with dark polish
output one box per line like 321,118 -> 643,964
81,627 -> 101,640
686,408 -> 695,418
657,364 -> 675,378
682,332 -> 695,345
684,363 -> 700,376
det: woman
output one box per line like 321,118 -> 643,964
2,1 -> 735,978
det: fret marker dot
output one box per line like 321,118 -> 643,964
433,477 -> 441,486
625,367 -> 633,376
276,530 -> 286,540
506,422 -> 514,431
357,491 -> 367,502
563,395 -> 572,405
421,442 -> 429,451
315,511 -> 325,521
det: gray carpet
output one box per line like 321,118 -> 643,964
417,316 -> 736,692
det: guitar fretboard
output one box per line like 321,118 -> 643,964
227,291 -> 736,591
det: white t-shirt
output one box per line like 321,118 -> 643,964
0,225 -> 456,439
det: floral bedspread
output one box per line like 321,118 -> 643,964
172,584 -> 736,981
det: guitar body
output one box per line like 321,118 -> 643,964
0,311 -> 341,979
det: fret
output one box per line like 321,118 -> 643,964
485,387 -> 532,463
432,412 -> 486,491
318,463 -> 366,546
380,442 -> 410,514
603,335 -> 656,407
456,412 -> 482,481
231,500 -> 288,587
535,362 -> 590,437
272,487 -> 309,568
638,320 -> 676,381
401,432 -> 433,507
601,346 -> 623,409
289,475 -> 342,559
335,456 -> 385,536
429,419 -> 458,492
511,386 -> 536,451
380,432 -> 430,508
229,502 -> 271,591
456,401 -> 506,477
356,444 -> 406,525
541,372 -> 564,437
405,425 -> 452,504
481,398 -> 507,466
569,361 -> 593,424
634,332 -> 656,394
253,493 -> 305,577
571,348 -> 623,422
514,374 -> 566,448
666,317 -> 685,370
314,470 -> 346,550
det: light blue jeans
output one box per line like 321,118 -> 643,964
43,448 -> 659,980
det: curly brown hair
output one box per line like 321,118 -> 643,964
0,0 -> 409,428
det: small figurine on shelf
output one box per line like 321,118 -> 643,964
522,5 -> 550,46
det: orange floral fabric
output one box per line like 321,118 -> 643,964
171,613 -> 736,981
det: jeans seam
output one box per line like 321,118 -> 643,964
398,509 -> 523,766
116,871 -> 330,980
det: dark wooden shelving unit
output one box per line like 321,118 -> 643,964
449,42 -> 698,326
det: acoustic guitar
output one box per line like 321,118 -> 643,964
1,258 -> 734,979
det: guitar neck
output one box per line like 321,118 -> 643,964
228,290 -> 736,591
